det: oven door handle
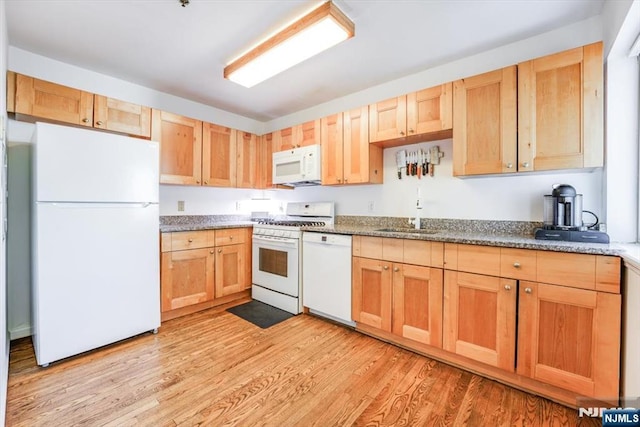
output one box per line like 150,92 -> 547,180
252,235 -> 299,248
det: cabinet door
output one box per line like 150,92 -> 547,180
392,264 -> 443,347
215,243 -> 246,298
352,257 -> 392,331
444,271 -> 516,371
257,133 -> 273,189
236,132 -> 258,188
344,107 -> 383,184
321,113 -> 344,185
518,42 -> 603,171
296,119 -> 321,147
152,109 -> 203,185
517,282 -> 620,398
14,74 -> 93,126
452,66 -> 517,176
272,127 -> 295,152
161,248 -> 214,312
202,123 -> 236,187
369,96 -> 407,142
407,83 -> 453,135
94,95 -> 151,138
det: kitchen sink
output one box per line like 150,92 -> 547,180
375,228 -> 439,235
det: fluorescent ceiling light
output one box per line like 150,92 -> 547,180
224,1 -> 355,88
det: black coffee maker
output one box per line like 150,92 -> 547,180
534,184 -> 610,243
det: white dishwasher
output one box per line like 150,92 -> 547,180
302,232 -> 355,326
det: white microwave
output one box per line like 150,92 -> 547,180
272,144 -> 322,186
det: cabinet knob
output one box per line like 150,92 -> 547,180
96,120 -> 103,126
522,162 -> 530,168
400,131 -> 405,136
409,128 -> 414,134
337,179 -> 342,183
204,181 -> 208,185
524,287 -> 532,294
229,236 -> 233,240
344,178 -> 348,183
188,239 -> 193,243
506,163 -> 513,169
210,250 -> 214,254
513,262 -> 521,268
82,118 -> 89,123
218,249 -> 222,253
196,180 -> 200,184
393,267 -> 399,272
382,265 -> 389,270
504,285 -> 511,291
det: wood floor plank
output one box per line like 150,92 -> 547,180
6,309 -> 600,426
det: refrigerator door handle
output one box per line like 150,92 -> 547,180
45,202 -> 156,209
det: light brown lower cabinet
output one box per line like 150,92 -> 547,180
352,238 -> 622,407
160,228 -> 251,321
443,270 -> 516,371
517,281 -> 620,398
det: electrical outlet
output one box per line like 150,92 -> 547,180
177,201 -> 185,212
367,201 -> 375,213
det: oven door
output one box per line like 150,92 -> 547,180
252,235 -> 299,297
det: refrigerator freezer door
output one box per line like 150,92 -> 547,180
32,202 -> 160,366
33,122 -> 159,203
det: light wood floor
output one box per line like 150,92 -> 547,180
6,308 -> 599,426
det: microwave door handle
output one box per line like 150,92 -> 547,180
301,154 -> 307,177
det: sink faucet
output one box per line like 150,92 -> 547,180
409,188 -> 423,229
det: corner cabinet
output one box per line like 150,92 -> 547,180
160,228 -> 251,321
453,42 -> 603,176
321,107 -> 383,185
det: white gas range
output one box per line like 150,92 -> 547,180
252,202 -> 334,314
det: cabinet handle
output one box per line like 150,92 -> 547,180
96,120 -> 103,126
393,267 -> 399,272
408,128 -> 414,134
382,265 -> 389,270
188,239 -> 193,243
522,162 -> 530,168
82,118 -> 89,123
513,262 -> 521,268
218,249 -> 222,253
504,285 -> 511,291
506,163 -> 513,169
400,131 -> 405,136
524,287 -> 532,294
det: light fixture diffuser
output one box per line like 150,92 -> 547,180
224,1 -> 355,88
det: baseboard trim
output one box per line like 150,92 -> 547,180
9,325 -> 32,340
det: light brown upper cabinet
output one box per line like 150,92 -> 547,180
257,133 -> 273,189
93,95 -> 151,138
272,120 -> 321,152
369,84 -> 453,145
453,67 -> 517,176
152,109 -> 203,185
321,107 -> 383,185
518,42 -> 603,171
202,123 -> 237,187
9,73 -> 94,127
236,131 -> 259,188
453,42 -> 603,176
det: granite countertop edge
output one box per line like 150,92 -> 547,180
159,221 -> 254,233
304,225 -> 625,256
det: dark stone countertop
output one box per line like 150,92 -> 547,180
159,215 -> 254,233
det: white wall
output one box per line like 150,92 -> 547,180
0,0 -> 9,423
7,47 -> 264,135
602,0 -> 640,242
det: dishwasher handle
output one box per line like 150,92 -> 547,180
302,233 -> 352,247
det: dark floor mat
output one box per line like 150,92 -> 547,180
226,300 -> 294,329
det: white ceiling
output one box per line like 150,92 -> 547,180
5,0 -> 604,122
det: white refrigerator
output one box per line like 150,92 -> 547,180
32,122 -> 160,366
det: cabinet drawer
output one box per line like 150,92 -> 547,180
445,244 -> 500,276
500,248 -> 536,281
537,251 -> 595,290
215,228 -> 246,246
403,240 -> 444,268
357,236 -> 404,261
169,230 -> 215,251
